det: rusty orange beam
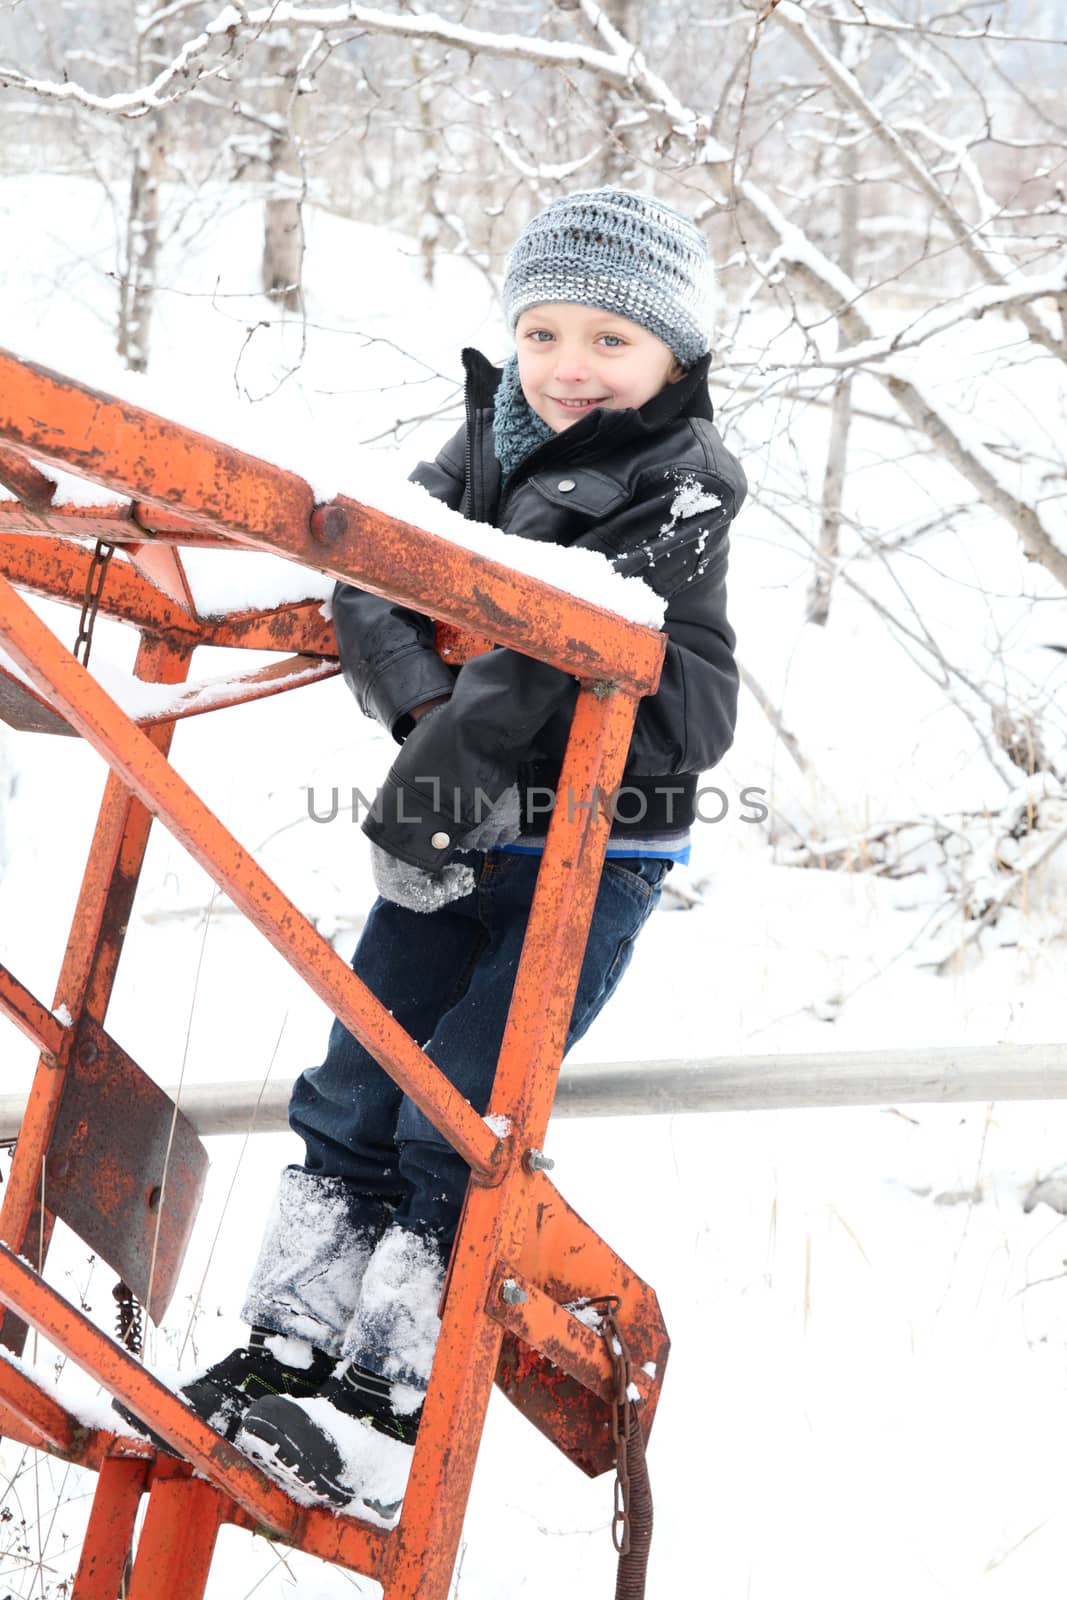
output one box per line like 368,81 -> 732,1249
0,1358 -> 156,1474
0,502 -> 232,546
133,655 -> 339,728
488,686 -> 641,1147
0,1395 -> 54,1452
0,350 -> 314,543
0,533 -> 204,636
0,351 -> 664,693
0,1396 -> 155,1477
0,447 -> 54,507
125,1466 -> 226,1600
0,535 -> 337,655
0,962 -> 66,1058
0,573 -> 500,1181
0,503 -> 139,538
0,1351 -> 81,1452
0,1242 -> 302,1537
0,636 -> 192,1277
204,601 -> 336,654
314,497 -> 665,694
384,685 -> 636,1597
73,1454 -> 151,1600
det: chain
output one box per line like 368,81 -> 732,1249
585,1294 -> 634,1556
73,540 -> 116,667
112,1280 -> 144,1357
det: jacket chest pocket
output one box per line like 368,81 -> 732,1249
526,468 -> 629,518
503,468 -> 630,541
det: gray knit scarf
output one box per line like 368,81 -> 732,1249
492,354 -> 554,482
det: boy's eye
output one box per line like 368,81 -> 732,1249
598,334 -> 625,348
526,329 -> 553,343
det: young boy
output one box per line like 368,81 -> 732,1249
156,187 -> 746,1517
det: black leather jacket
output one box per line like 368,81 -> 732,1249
336,347 -> 747,870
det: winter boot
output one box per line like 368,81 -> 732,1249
235,1359 -> 421,1518
114,1166 -> 387,1450
235,1225 -> 447,1517
113,1326 -> 335,1450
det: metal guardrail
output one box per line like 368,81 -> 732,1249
3,1043 -> 1065,1141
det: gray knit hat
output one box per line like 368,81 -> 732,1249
501,187 -> 714,369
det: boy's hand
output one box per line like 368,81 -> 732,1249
370,843 -> 475,915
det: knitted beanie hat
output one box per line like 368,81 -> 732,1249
501,187 -> 714,369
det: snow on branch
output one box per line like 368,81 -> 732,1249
0,1 -> 627,119
772,1 -> 1064,358
738,184 -> 1067,589
791,263 -> 1067,375
800,3 -> 1067,49
0,7 -> 248,115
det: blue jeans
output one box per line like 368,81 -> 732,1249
288,852 -> 668,1250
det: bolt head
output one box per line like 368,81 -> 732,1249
312,505 -> 347,545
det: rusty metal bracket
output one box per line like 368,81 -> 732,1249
45,1018 -> 207,1322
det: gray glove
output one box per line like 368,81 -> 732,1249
371,843 -> 475,915
368,787 -> 520,914
461,784 -> 522,852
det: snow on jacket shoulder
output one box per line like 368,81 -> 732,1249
335,347 -> 746,871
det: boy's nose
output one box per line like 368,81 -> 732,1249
553,346 -> 590,383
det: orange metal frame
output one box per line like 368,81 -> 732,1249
0,348 -> 671,1598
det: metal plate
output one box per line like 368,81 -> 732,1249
494,1182 -> 670,1478
0,664 -> 73,735
44,1018 -> 208,1322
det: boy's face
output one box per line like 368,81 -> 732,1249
514,302 -> 684,433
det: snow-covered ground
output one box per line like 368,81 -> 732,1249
1,174 -> 1066,1598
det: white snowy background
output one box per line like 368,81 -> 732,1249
1,174 -> 1066,1599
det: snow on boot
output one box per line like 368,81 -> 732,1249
236,1227 -> 447,1518
340,1224 -> 447,1388
113,1327 -> 333,1450
240,1166 -> 389,1356
236,1360 -> 420,1520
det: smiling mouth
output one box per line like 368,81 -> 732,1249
550,396 -> 609,410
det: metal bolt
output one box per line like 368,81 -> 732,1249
311,504 -> 347,545
523,1148 -> 555,1174
500,1279 -> 527,1306
79,1038 -> 98,1065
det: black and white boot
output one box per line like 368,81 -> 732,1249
114,1326 -> 334,1449
237,1360 -> 422,1520
115,1167 -> 387,1450
236,1225 -> 447,1520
